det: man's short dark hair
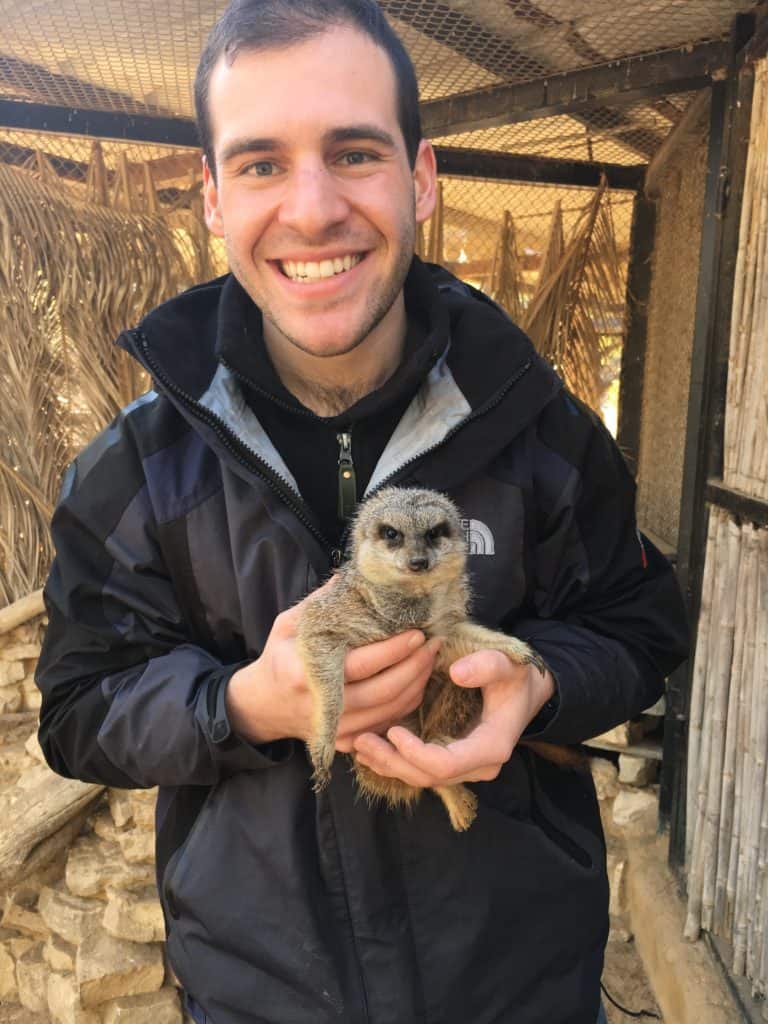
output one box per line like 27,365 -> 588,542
194,0 -> 423,176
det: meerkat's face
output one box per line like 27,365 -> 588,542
352,488 -> 467,591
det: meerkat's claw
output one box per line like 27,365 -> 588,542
311,766 -> 332,792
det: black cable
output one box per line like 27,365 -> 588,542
600,981 -> 662,1020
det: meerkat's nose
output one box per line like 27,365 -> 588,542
408,556 -> 429,572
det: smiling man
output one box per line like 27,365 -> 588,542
35,2 -> 688,1023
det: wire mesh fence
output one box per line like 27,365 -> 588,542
0,0 -> 756,115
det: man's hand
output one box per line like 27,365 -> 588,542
225,586 -> 440,747
352,649 -> 555,787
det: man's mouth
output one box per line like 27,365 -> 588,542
278,253 -> 364,283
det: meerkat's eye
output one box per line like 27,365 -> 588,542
425,522 -> 450,544
379,525 -> 403,544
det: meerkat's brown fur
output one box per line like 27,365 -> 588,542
298,487 -> 568,831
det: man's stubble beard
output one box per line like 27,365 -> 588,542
226,218 -> 416,368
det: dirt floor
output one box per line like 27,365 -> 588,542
601,830 -> 664,1024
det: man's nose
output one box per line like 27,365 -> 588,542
277,165 -> 350,236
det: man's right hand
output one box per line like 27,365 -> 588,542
225,590 -> 439,749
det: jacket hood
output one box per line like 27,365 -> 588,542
117,259 -> 562,494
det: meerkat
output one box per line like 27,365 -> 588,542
298,487 -> 578,832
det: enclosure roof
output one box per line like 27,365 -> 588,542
0,0 -> 761,166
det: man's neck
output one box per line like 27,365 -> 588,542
263,299 -> 408,418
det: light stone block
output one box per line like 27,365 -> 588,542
0,684 -> 23,714
3,644 -> 42,661
66,837 -> 154,899
608,857 -> 628,917
117,829 -> 155,865
102,987 -> 183,1024
612,788 -> 659,836
39,884 -> 104,945
24,730 -> 47,764
618,754 -> 658,787
108,790 -> 134,829
76,929 -> 164,1008
92,810 -> 124,845
590,758 -> 619,802
2,894 -> 48,939
20,684 -> 42,712
0,661 -> 25,686
103,888 -> 165,944
47,970 -> 100,1024
0,943 -> 17,1000
16,945 -> 47,1013
44,933 -> 77,973
129,790 -> 157,830
9,938 -> 36,960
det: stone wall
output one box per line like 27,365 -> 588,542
0,609 -> 184,1024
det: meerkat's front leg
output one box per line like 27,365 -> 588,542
435,622 -> 546,677
296,636 -> 347,790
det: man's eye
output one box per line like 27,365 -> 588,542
340,152 -> 375,166
243,161 -> 276,177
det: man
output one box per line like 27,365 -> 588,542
36,2 -> 688,1022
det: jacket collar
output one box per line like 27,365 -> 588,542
118,258 -> 561,493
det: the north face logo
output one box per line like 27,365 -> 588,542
461,518 -> 495,556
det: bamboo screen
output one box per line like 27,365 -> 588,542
684,58 -> 768,1004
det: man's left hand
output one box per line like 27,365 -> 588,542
352,650 -> 556,787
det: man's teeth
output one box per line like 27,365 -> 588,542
281,254 -> 363,281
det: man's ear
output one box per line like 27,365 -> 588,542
202,155 -> 225,237
412,139 -> 437,225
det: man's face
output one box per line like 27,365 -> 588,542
202,25 -> 436,360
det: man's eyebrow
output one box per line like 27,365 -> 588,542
323,125 -> 397,148
220,138 -> 280,164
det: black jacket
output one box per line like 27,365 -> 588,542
36,260 -> 688,1024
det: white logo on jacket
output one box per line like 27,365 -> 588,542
461,518 -> 495,556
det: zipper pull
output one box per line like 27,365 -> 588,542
336,431 -> 357,521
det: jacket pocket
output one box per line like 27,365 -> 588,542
161,785 -> 218,922
525,748 -> 604,872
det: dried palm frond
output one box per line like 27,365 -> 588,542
522,181 -> 625,410
489,210 -> 524,323
0,161 -> 200,603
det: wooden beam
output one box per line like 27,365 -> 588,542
0,99 -> 199,147
421,40 -> 730,138
706,479 -> 768,528
434,146 -> 645,190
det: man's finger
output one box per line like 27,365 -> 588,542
345,630 -> 428,682
449,649 -> 519,687
384,723 -> 513,780
352,733 -> 435,788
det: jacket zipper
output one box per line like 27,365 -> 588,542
132,329 -> 339,562
336,431 -> 357,521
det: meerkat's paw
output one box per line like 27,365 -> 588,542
434,784 -> 478,832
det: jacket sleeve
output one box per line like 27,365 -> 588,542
36,417 -> 292,789
514,392 -> 689,744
